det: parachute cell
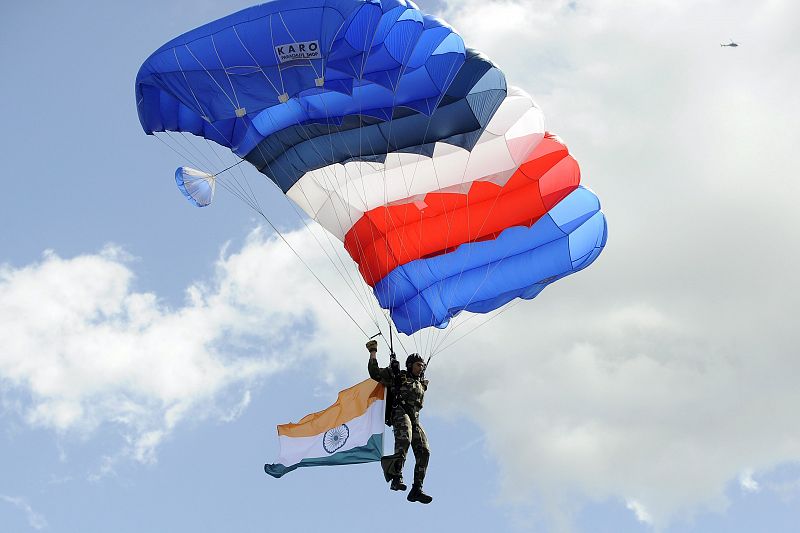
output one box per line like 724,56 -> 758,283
136,0 -> 466,155
243,49 -> 507,193
374,185 -> 607,334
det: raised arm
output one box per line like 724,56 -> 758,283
366,340 -> 394,386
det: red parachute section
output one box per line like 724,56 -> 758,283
344,134 -> 581,286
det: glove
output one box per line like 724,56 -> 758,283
366,340 -> 378,353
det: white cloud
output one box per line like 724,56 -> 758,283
1,495 -> 48,530
420,0 -> 800,529
740,469 -> 760,493
0,228 -> 366,465
626,499 -> 653,525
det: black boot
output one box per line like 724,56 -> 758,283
390,476 -> 407,491
406,484 -> 432,504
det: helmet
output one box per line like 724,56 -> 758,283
405,353 -> 424,369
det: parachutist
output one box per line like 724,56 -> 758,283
367,341 -> 433,504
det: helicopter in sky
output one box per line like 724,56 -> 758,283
721,39 -> 739,47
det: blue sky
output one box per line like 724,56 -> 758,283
2,1 -> 800,532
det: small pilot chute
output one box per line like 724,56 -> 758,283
175,167 -> 215,207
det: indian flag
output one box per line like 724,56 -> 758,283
264,379 -> 385,478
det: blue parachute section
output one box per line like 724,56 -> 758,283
244,48 -> 507,192
135,0 -> 465,157
373,186 -> 609,335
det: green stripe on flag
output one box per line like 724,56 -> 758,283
264,433 -> 383,478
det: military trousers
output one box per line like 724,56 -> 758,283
391,407 -> 430,486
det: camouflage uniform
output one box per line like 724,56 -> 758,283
368,358 -> 430,487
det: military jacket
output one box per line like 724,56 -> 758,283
368,358 -> 427,413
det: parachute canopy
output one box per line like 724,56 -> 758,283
136,0 -> 607,339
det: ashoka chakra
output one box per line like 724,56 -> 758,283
323,424 -> 350,454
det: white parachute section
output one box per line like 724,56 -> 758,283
286,87 -> 546,240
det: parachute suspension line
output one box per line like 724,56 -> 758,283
269,15 -> 287,97
432,179 -> 507,351
157,130 -> 262,215
249,139 -> 381,335
356,21 -> 426,356
159,133 -> 368,342
228,26 -> 384,331
183,37 -> 263,208
182,43 -> 238,111
429,300 -> 489,356
374,110 -> 439,357
257,137 -> 383,325
167,131 -> 215,172
426,90 -> 534,356
438,104 -> 549,353
278,12 -> 322,82
159,121 -> 372,338
253,205 -> 371,338
433,299 -> 521,356
209,158 -> 263,215
309,71 -> 403,353
388,51 -> 429,357
296,114 -> 384,327
432,158 -> 543,354
200,137 -> 263,213
169,44 -> 258,170
312,12 -> 425,356
431,213 -> 536,357
232,26 -> 283,96
389,57 -> 472,358
176,133 -> 259,212
174,131 -> 213,170
387,312 -> 410,357
250,140 -> 385,335
273,181 -> 382,333
210,33 -> 242,111
179,32 -> 269,214
227,33 -> 385,333
153,132 -> 204,170
429,220 -> 508,354
240,89 -> 384,334
261,115 -> 382,324
290,174 -> 384,332
389,319 -> 413,362
336,111 -> 424,350
201,140 -> 251,190
425,62 -> 496,357
343,40 -> 470,357
156,132 -> 255,212
172,48 -> 215,126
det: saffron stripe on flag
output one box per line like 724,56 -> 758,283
278,379 -> 384,438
